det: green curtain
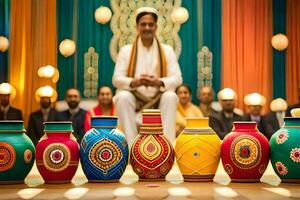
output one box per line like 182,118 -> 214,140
57,0 -> 74,99
76,0 -> 113,95
202,0 -> 222,97
57,0 -> 216,103
0,0 -> 10,83
179,0 -> 200,103
272,0 -> 286,98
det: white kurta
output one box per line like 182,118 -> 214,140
113,38 -> 182,146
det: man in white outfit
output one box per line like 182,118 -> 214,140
112,7 -> 182,146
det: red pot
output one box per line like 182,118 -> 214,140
36,122 -> 79,184
130,109 -> 174,181
221,122 -> 269,182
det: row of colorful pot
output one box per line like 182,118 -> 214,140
0,109 -> 299,184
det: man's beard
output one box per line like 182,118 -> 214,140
68,101 -> 79,109
41,102 -> 51,109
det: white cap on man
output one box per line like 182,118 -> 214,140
135,7 -> 158,17
270,98 -> 288,112
244,92 -> 266,106
218,88 -> 237,100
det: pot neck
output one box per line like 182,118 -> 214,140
232,122 -> 257,132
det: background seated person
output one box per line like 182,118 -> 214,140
197,86 -> 217,117
27,86 -> 59,145
286,88 -> 300,117
209,88 -> 243,139
84,86 -> 115,132
0,83 -> 22,120
176,84 -> 203,136
242,92 -> 266,135
58,88 -> 86,144
262,98 -> 288,139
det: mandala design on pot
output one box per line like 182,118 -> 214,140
230,136 -> 261,169
224,164 -> 233,174
290,148 -> 300,163
24,149 -> 33,164
43,143 -> 71,172
276,130 -> 289,144
275,162 -> 288,176
89,138 -> 122,173
0,142 -> 16,172
259,164 -> 266,174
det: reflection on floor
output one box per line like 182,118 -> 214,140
0,161 -> 300,200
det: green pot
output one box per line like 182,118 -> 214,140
0,121 -> 35,184
270,117 -> 300,183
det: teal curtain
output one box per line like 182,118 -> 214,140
202,0 -> 222,97
76,0 -> 113,95
57,0 -> 214,103
57,0 -> 75,99
57,0 -> 113,99
0,0 -> 10,83
179,0 -> 200,103
273,0 -> 286,98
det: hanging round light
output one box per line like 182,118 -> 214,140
37,65 -> 60,83
171,7 -> 189,24
0,36 -> 9,52
95,6 -> 112,24
271,33 -> 289,51
59,39 -> 76,57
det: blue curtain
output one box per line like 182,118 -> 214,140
202,0 -> 222,97
273,0 -> 286,99
0,0 -> 10,83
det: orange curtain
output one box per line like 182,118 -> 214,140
222,0 -> 273,113
286,0 -> 300,104
9,0 -> 57,125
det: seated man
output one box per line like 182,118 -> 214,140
209,88 -> 243,139
58,88 -> 86,143
243,92 -> 266,135
197,86 -> 217,117
0,83 -> 22,120
112,7 -> 182,146
176,84 -> 203,136
262,98 -> 288,139
27,86 -> 59,145
84,86 -> 115,132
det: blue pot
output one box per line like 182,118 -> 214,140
80,116 -> 129,182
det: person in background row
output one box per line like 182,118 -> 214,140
175,84 -> 203,136
286,88 -> 300,117
197,86 -> 217,117
209,88 -> 243,139
27,86 -> 59,145
243,92 -> 266,135
0,83 -> 22,120
84,86 -> 115,133
262,98 -> 288,140
112,7 -> 182,146
58,88 -> 86,144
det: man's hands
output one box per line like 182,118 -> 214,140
130,74 -> 164,88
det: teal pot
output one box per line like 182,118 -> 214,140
0,121 -> 35,184
270,117 -> 300,183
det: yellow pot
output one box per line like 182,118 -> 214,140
175,117 -> 221,181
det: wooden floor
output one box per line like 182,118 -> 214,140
0,162 -> 300,200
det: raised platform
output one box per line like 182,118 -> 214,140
0,162 -> 299,199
